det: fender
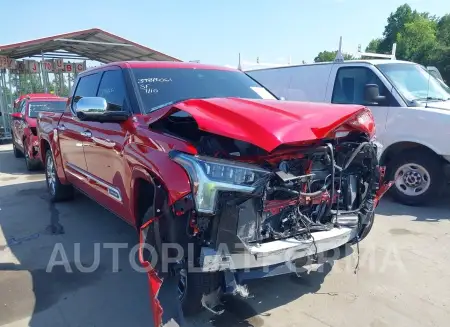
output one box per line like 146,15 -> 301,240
39,121 -> 69,185
380,136 -> 443,163
124,142 -> 192,206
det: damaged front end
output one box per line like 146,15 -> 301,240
140,101 -> 393,325
170,133 -> 390,271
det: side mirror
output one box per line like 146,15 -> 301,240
74,97 -> 130,122
10,112 -> 23,120
364,84 -> 386,105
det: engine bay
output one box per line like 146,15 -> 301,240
155,110 -> 382,247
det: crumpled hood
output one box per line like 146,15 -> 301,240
149,98 -> 368,152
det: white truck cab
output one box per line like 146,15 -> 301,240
246,59 -> 450,206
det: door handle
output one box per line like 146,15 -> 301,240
57,124 -> 66,131
81,130 -> 92,138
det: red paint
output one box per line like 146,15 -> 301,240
150,97 -> 371,152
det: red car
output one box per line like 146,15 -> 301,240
37,61 -> 392,326
10,94 -> 67,170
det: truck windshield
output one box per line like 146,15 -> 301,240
377,63 -> 450,103
131,68 -> 277,113
28,101 -> 66,118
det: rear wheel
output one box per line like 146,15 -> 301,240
387,150 -> 443,206
45,150 -> 73,202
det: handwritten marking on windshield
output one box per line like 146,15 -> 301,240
138,77 -> 172,83
140,84 -> 159,94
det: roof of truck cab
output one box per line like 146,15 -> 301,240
245,59 -> 415,72
80,61 -> 236,75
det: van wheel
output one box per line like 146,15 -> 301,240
45,150 -> 74,202
387,150 -> 443,206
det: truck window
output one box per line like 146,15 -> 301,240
20,101 -> 27,115
332,67 -> 388,106
17,100 -> 26,114
131,68 -> 277,113
97,70 -> 127,111
73,73 -> 101,103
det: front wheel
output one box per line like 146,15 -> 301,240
45,150 -> 74,202
12,136 -> 22,158
24,138 -> 41,171
387,150 -> 444,206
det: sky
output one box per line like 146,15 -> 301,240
0,0 -> 449,68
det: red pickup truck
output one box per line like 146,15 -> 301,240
37,61 -> 392,326
10,93 -> 66,170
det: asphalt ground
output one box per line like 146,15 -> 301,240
1,143 -> 449,327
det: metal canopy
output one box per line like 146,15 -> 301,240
0,28 -> 181,63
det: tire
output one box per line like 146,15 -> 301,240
45,150 -> 74,202
181,269 -> 222,316
12,137 -> 23,158
141,207 -> 222,317
24,138 -> 41,171
386,149 -> 444,206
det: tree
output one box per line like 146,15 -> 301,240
396,16 -> 437,63
314,50 -> 354,63
362,3 -> 450,83
365,38 -> 382,53
378,4 -> 423,54
437,14 -> 450,46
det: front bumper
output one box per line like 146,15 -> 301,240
200,226 -> 357,272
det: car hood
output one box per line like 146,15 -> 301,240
147,98 -> 368,152
424,100 -> 450,110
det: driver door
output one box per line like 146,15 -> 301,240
327,64 -> 399,144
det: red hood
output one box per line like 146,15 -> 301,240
148,98 -> 369,152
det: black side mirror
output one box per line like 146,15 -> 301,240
364,84 -> 386,105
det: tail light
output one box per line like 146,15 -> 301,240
328,108 -> 376,139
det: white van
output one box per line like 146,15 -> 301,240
246,60 -> 450,206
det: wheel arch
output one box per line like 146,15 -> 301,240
380,141 -> 445,166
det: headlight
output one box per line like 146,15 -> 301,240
170,151 -> 270,214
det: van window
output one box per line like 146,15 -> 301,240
332,67 -> 388,106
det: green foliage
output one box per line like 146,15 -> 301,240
314,50 -> 354,63
315,3 -> 450,83
367,3 -> 450,83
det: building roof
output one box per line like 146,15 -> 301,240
0,28 -> 181,63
